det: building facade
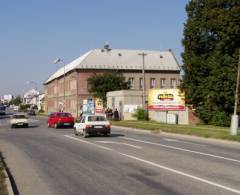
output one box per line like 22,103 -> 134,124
44,47 -> 180,117
23,89 -> 40,105
0,94 -> 13,104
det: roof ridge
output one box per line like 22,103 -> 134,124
76,49 -> 94,68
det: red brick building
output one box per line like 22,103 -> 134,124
44,46 -> 180,117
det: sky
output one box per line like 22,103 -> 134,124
0,0 -> 188,96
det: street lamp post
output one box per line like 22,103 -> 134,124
230,49 -> 240,135
54,58 -> 66,112
138,52 -> 147,109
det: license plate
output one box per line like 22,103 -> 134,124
94,126 -> 103,129
18,123 -> 23,125
64,123 -> 71,125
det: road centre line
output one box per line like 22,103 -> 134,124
163,138 -> 207,146
64,134 -> 240,194
119,152 -> 240,194
95,141 -> 142,149
120,137 -> 240,164
64,135 -> 112,151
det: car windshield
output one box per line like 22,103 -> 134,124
88,116 -> 106,122
58,113 -> 72,117
13,115 -> 26,119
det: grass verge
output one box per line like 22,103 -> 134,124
111,120 -> 240,142
0,153 -> 8,195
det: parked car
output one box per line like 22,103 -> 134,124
27,109 -> 36,116
10,114 -> 29,128
74,114 -> 111,137
47,112 -> 74,128
0,106 -> 6,115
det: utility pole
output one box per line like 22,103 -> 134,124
138,52 -> 147,109
54,58 -> 66,112
230,49 -> 240,135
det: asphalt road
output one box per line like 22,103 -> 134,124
0,115 -> 240,195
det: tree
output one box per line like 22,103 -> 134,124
9,96 -> 22,106
181,0 -> 240,126
87,71 -> 130,105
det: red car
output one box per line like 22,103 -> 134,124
47,112 -> 74,128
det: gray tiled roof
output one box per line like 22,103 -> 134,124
45,48 -> 180,84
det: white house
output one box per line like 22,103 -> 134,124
23,89 -> 40,105
0,94 -> 13,103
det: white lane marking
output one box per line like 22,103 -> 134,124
119,152 -> 240,194
120,137 -> 240,164
164,138 -> 207,146
64,135 -> 112,151
95,141 -> 142,149
64,134 -> 240,193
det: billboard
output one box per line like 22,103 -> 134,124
95,98 -> 104,113
82,99 -> 95,115
148,89 -> 185,111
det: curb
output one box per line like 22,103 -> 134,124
112,125 -> 240,146
3,169 -> 14,195
112,125 -> 154,134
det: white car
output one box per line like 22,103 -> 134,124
10,114 -> 29,128
74,115 -> 111,137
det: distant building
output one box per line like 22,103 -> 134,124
0,94 -> 13,103
44,46 -> 180,117
23,89 -> 40,105
38,93 -> 45,111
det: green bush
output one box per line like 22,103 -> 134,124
210,111 -> 231,127
132,107 -> 149,121
19,104 -> 31,112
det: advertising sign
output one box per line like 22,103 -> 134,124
95,98 -> 104,113
148,89 -> 185,111
83,99 -> 95,114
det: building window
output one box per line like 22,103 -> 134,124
160,78 -> 166,88
112,97 -> 115,108
171,78 -> 176,88
128,78 -> 135,89
150,78 -> 156,88
86,81 -> 89,89
139,78 -> 143,89
70,99 -> 76,109
70,80 -> 77,90
53,86 -> 57,94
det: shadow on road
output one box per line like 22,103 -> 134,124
0,115 -> 11,119
11,125 -> 39,129
28,125 -> 40,128
109,133 -> 125,137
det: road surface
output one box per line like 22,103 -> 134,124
0,115 -> 240,195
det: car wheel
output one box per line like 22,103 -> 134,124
83,129 -> 88,138
54,123 -> 58,129
25,124 -> 29,128
74,128 -> 79,136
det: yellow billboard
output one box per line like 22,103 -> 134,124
95,98 -> 104,113
148,89 -> 185,111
